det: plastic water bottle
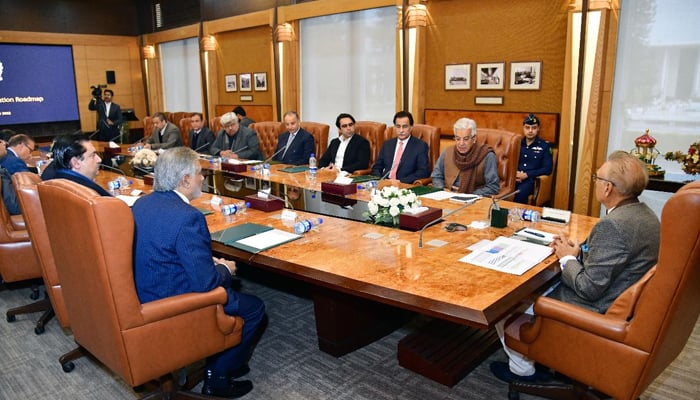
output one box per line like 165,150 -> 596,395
293,217 -> 323,234
308,153 -> 317,180
357,180 -> 378,191
509,207 -> 541,222
117,176 -> 131,190
221,201 -> 251,216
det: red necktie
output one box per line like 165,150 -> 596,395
390,141 -> 404,180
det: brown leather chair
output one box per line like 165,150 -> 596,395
250,121 -> 284,159
352,121 -> 387,176
0,176 -> 51,332
178,116 -> 199,148
528,148 -> 558,207
476,128 -> 522,197
505,181 -> 700,400
383,124 -> 441,185
38,179 -> 244,395
210,116 -> 223,138
300,121 -> 329,160
142,116 -> 154,142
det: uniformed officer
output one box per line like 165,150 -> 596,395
514,113 -> 553,203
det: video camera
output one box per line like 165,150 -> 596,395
91,84 -> 107,98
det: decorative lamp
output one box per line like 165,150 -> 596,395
275,23 -> 294,43
630,129 -> 664,177
406,4 -> 428,28
142,45 -> 156,60
201,35 -> 217,52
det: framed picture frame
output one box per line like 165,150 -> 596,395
239,73 -> 252,92
510,61 -> 542,90
444,64 -> 470,90
225,74 -> 237,92
254,72 -> 268,91
476,62 -> 505,90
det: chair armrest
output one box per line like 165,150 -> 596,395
413,177 -> 432,186
529,174 -> 553,206
140,287 -> 228,324
6,228 -> 30,242
531,296 -> 628,342
11,215 -> 26,230
352,168 -> 372,176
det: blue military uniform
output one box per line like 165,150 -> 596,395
515,136 -> 552,203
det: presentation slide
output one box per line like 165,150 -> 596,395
0,43 -> 80,125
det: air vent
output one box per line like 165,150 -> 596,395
154,3 -> 163,29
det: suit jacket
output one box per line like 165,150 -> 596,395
0,149 -> 30,175
210,125 -> 263,160
318,134 -> 370,173
1,166 -> 20,215
132,190 -> 238,315
50,169 -> 112,197
88,99 -> 123,142
147,121 -> 183,150
371,136 -> 430,183
239,116 -> 255,128
550,201 -> 660,313
188,127 -> 216,155
273,129 -> 315,165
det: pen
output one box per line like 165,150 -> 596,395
542,216 -> 566,223
524,230 -> 545,238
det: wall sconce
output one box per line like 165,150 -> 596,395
568,0 -> 615,11
275,23 -> 294,42
406,4 -> 428,28
142,45 -> 156,59
201,35 -> 217,52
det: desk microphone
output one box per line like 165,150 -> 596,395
88,129 -> 101,139
205,182 -> 220,196
491,189 -> 520,210
268,193 -> 293,211
418,200 -> 476,248
232,145 -> 248,154
99,163 -> 127,176
193,141 -> 210,153
106,133 -> 122,143
264,145 -> 287,163
378,167 -> 392,181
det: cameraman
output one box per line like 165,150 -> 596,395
88,87 -> 123,142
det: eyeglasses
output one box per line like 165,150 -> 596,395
454,135 -> 476,143
340,122 -> 355,128
591,172 -> 616,186
23,143 -> 35,152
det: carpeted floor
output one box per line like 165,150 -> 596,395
1,271 -> 698,400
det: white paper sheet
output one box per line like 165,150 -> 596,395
460,236 -> 553,275
235,229 -> 300,251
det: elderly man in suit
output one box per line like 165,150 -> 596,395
319,113 -> 370,173
490,151 -> 660,384
132,147 -> 265,398
272,111 -> 315,165
188,112 -> 215,154
371,111 -> 430,184
144,112 -> 183,150
0,133 -> 35,175
88,88 -> 123,142
210,112 -> 263,160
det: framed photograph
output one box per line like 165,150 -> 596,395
225,74 -> 237,92
254,72 -> 268,91
239,73 -> 252,92
445,64 -> 470,90
476,62 -> 505,90
510,61 -> 542,90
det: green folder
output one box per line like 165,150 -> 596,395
409,186 -> 443,196
351,175 -> 380,183
279,166 -> 309,173
212,223 -> 300,253
196,207 -> 214,215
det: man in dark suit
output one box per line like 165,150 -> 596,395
371,111 -> 430,184
188,112 -> 215,154
0,133 -> 35,175
44,133 -> 111,197
210,112 -> 263,160
88,88 -> 123,142
272,111 -> 315,165
145,111 -> 183,150
0,136 -> 20,215
319,113 -> 370,173
132,147 -> 265,398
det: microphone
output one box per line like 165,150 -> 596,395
232,145 -> 248,154
205,182 -> 220,196
378,168 -> 392,181
418,201 -> 475,248
88,129 -> 100,139
268,193 -> 293,211
264,144 -> 287,163
193,141 -> 210,153
99,163 -> 126,176
106,133 -> 122,143
491,189 -> 520,210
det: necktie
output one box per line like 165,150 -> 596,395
390,140 -> 404,180
281,133 -> 295,159
191,131 -> 199,149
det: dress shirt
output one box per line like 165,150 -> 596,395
334,134 -> 352,169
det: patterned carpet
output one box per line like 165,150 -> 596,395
1,271 -> 698,400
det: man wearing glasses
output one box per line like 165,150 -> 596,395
210,112 -> 263,160
0,133 -> 36,175
44,133 -> 111,197
319,113 -> 370,173
372,111 -> 430,184
430,117 -> 499,196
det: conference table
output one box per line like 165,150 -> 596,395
95,150 -> 597,386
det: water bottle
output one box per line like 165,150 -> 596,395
293,217 -> 323,234
107,179 -> 121,195
117,176 -> 131,189
261,163 -> 271,193
308,153 -> 317,180
357,180 -> 378,192
509,207 -> 541,222
221,201 -> 251,216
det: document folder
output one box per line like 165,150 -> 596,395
212,223 -> 301,253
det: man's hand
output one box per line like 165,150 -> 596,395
213,257 -> 237,275
516,171 -> 528,183
551,233 -> 580,259
220,150 -> 238,159
143,143 -> 152,149
323,163 -> 337,171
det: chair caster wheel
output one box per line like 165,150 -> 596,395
62,362 -> 75,373
508,390 -> 520,400
35,325 -> 45,335
7,314 -> 16,322
30,291 -> 40,300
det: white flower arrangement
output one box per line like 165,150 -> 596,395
365,186 -> 421,226
131,148 -> 158,168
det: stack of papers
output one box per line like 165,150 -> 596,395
460,236 -> 553,275
541,207 -> 571,225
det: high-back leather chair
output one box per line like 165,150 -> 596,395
528,148 -> 558,207
505,181 -> 700,400
142,116 -> 154,141
210,116 -> 223,138
384,124 -> 441,185
250,121 -> 284,159
353,121 -> 387,175
475,128 -> 522,197
178,116 -> 201,148
300,121 -> 329,159
38,179 -> 244,393
0,176 -> 51,332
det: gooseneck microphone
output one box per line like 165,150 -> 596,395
378,167 -> 392,181
106,133 -> 122,143
193,141 -> 210,153
88,129 -> 101,139
232,145 -> 249,154
418,200 -> 478,248
491,189 -> 520,210
264,145 -> 288,164
99,163 -> 126,176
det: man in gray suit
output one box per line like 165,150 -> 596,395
145,112 -> 183,150
491,151 -> 660,383
210,112 -> 263,160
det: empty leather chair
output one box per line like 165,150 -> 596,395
528,148 -> 558,207
352,121 -> 387,176
476,128 -> 522,197
505,181 -> 700,400
300,121 -> 329,159
38,179 -> 244,395
250,122 -> 284,159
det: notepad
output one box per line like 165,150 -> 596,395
279,166 -> 309,173
409,186 -> 443,196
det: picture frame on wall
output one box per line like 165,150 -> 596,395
509,61 -> 542,90
476,62 -> 505,90
445,64 -> 470,90
254,72 -> 268,91
240,73 -> 252,92
225,74 -> 237,92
